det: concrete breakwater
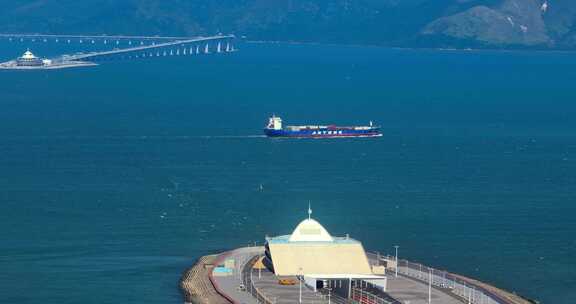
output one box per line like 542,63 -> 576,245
180,254 -> 230,304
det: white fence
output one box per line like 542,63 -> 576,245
398,259 -> 509,304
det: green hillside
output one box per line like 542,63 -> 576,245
1,0 -> 575,49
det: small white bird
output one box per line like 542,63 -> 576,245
507,16 -> 515,27
541,1 -> 549,13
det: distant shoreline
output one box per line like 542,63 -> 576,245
246,40 -> 576,54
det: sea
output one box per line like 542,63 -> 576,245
0,41 -> 575,304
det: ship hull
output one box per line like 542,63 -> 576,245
264,127 -> 382,138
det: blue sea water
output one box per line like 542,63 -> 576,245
0,42 -> 575,304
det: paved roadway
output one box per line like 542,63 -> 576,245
213,247 -> 333,304
214,248 -> 464,304
365,254 -> 464,304
251,269 -> 333,304
250,268 -> 463,304
212,247 -> 263,304
385,275 -> 463,304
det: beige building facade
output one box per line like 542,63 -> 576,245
264,217 -> 372,276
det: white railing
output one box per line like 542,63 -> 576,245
367,251 -> 520,304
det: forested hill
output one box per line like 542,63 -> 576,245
1,0 -> 576,50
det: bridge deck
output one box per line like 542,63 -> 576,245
68,35 -> 234,61
0,33 -> 228,40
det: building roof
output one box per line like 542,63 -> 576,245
21,50 -> 37,59
267,240 -> 372,276
268,235 -> 360,245
289,218 -> 334,242
266,216 -> 372,276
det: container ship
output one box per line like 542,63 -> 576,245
264,115 -> 382,138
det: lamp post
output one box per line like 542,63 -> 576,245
394,245 -> 399,278
299,267 -> 303,304
428,268 -> 432,304
258,255 -> 262,279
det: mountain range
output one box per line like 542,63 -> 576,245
1,0 -> 576,49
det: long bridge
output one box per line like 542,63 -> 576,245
65,35 -> 236,61
0,33 -> 238,69
0,33 -> 231,45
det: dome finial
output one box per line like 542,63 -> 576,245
308,201 -> 312,220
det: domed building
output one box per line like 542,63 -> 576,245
263,208 -> 387,298
264,209 -> 372,277
16,50 -> 44,67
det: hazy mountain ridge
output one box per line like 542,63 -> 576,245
1,0 -> 576,49
423,0 -> 551,47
